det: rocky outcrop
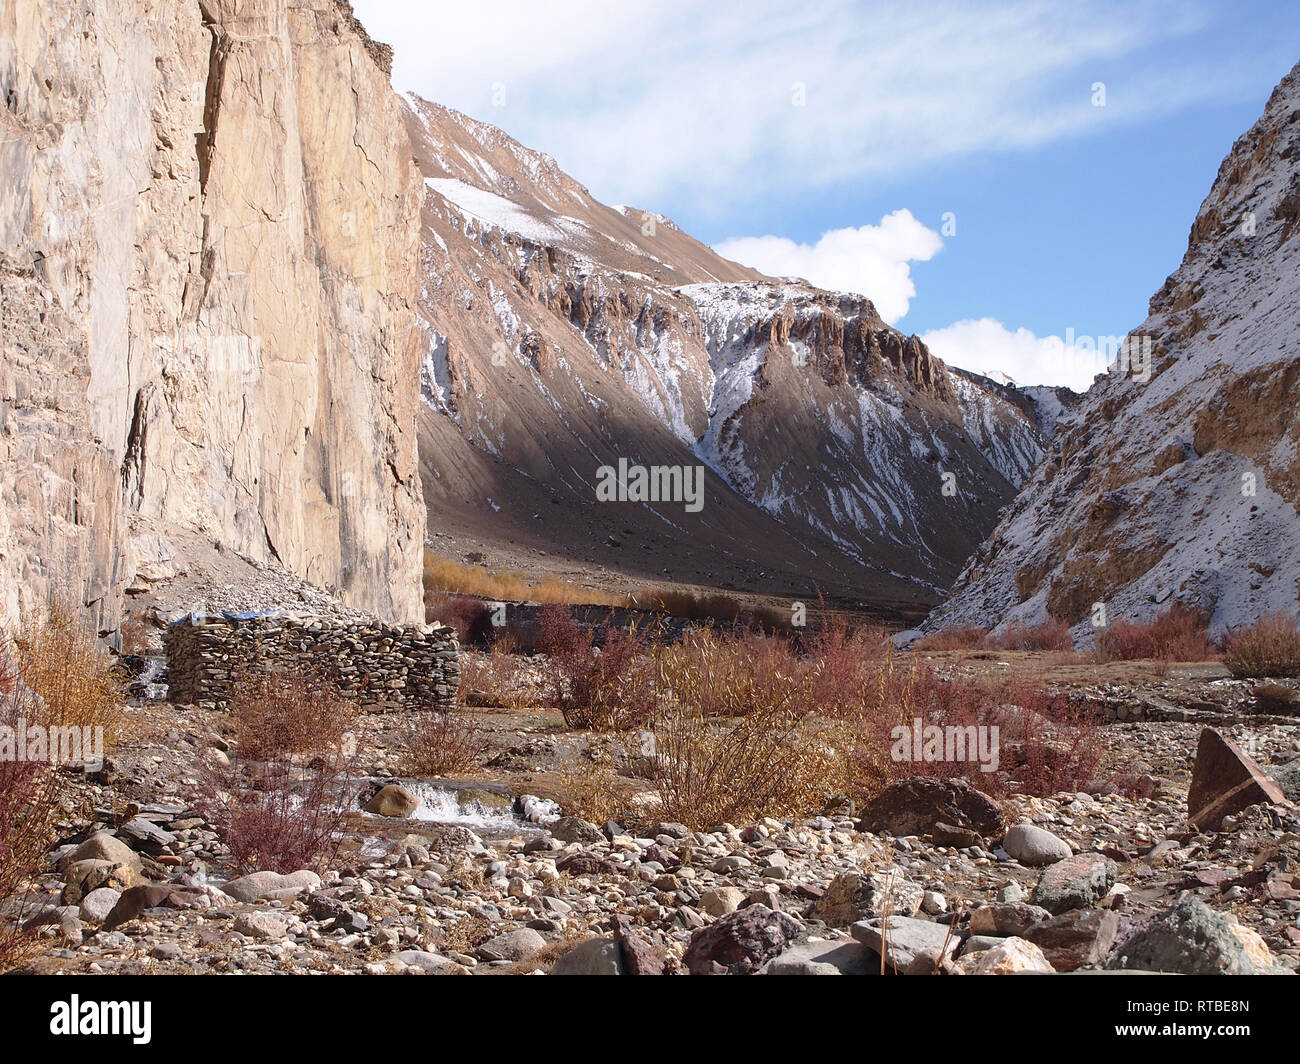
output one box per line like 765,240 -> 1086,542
0,0 -> 426,634
928,61 -> 1300,638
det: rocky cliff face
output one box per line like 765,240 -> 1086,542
928,61 -> 1300,637
402,95 -> 1042,608
0,0 -> 426,633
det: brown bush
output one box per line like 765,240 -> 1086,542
230,668 -> 360,761
1094,603 -> 1212,663
400,712 -> 488,777
423,550 -> 621,606
459,638 -> 535,709
1223,613 -> 1300,678
0,648 -> 58,970
988,618 -> 1075,652
536,606 -> 657,729
913,624 -> 991,651
657,627 -> 805,720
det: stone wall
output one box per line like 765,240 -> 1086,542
164,615 -> 459,712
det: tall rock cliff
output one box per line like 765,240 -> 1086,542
928,61 -> 1300,637
0,0 -> 426,633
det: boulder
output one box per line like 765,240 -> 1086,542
699,886 -> 746,917
858,777 -> 1005,838
850,915 -> 959,973
233,911 -> 291,940
394,950 -> 462,974
1031,853 -> 1116,915
78,887 -> 122,924
758,939 -> 878,975
968,901 -> 1052,937
222,869 -> 321,903
60,832 -> 142,873
808,870 -> 923,926
364,784 -> 419,818
1187,728 -> 1288,830
965,937 -> 1055,974
1265,758 -> 1300,803
477,927 -> 547,963
550,937 -> 624,975
682,906 -> 801,974
1105,896 -> 1288,974
1002,823 -> 1072,866
548,816 -> 606,844
1022,908 -> 1119,971
614,917 -> 664,975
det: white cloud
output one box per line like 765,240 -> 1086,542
714,211 -> 943,324
920,318 -> 1111,391
350,0 -> 1263,207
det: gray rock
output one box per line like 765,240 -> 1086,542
959,935 -> 1005,955
968,901 -> 1052,937
60,832 -> 142,873
1267,759 -> 1300,802
78,887 -> 121,924
117,817 -> 177,854
1003,823 -> 1072,866
548,816 -> 606,844
808,871 -> 924,926
394,950 -> 461,973
1031,853 -> 1116,915
149,942 -> 183,961
1105,896 -> 1288,974
550,937 -> 625,975
222,869 -> 320,903
477,927 -> 547,962
233,911 -> 291,940
758,939 -> 878,975
851,915 -> 959,973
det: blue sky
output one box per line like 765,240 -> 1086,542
353,0 -> 1297,388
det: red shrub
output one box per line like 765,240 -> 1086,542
536,606 -> 657,729
1095,602 -> 1212,663
989,618 -> 1074,652
210,754 -> 357,875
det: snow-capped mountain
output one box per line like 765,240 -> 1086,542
400,95 -> 1044,611
928,60 -> 1300,637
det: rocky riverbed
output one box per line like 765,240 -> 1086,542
11,661 -> 1300,977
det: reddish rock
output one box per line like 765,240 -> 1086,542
1187,728 -> 1288,831
614,918 -> 665,975
681,907 -> 800,975
857,777 -> 1006,839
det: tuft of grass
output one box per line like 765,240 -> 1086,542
1223,613 -> 1300,678
651,702 -> 842,830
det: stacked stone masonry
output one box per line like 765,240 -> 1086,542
164,615 -> 459,712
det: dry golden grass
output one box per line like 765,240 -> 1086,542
651,703 -> 844,830
13,605 -> 126,742
423,550 -> 622,606
554,759 -> 631,825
